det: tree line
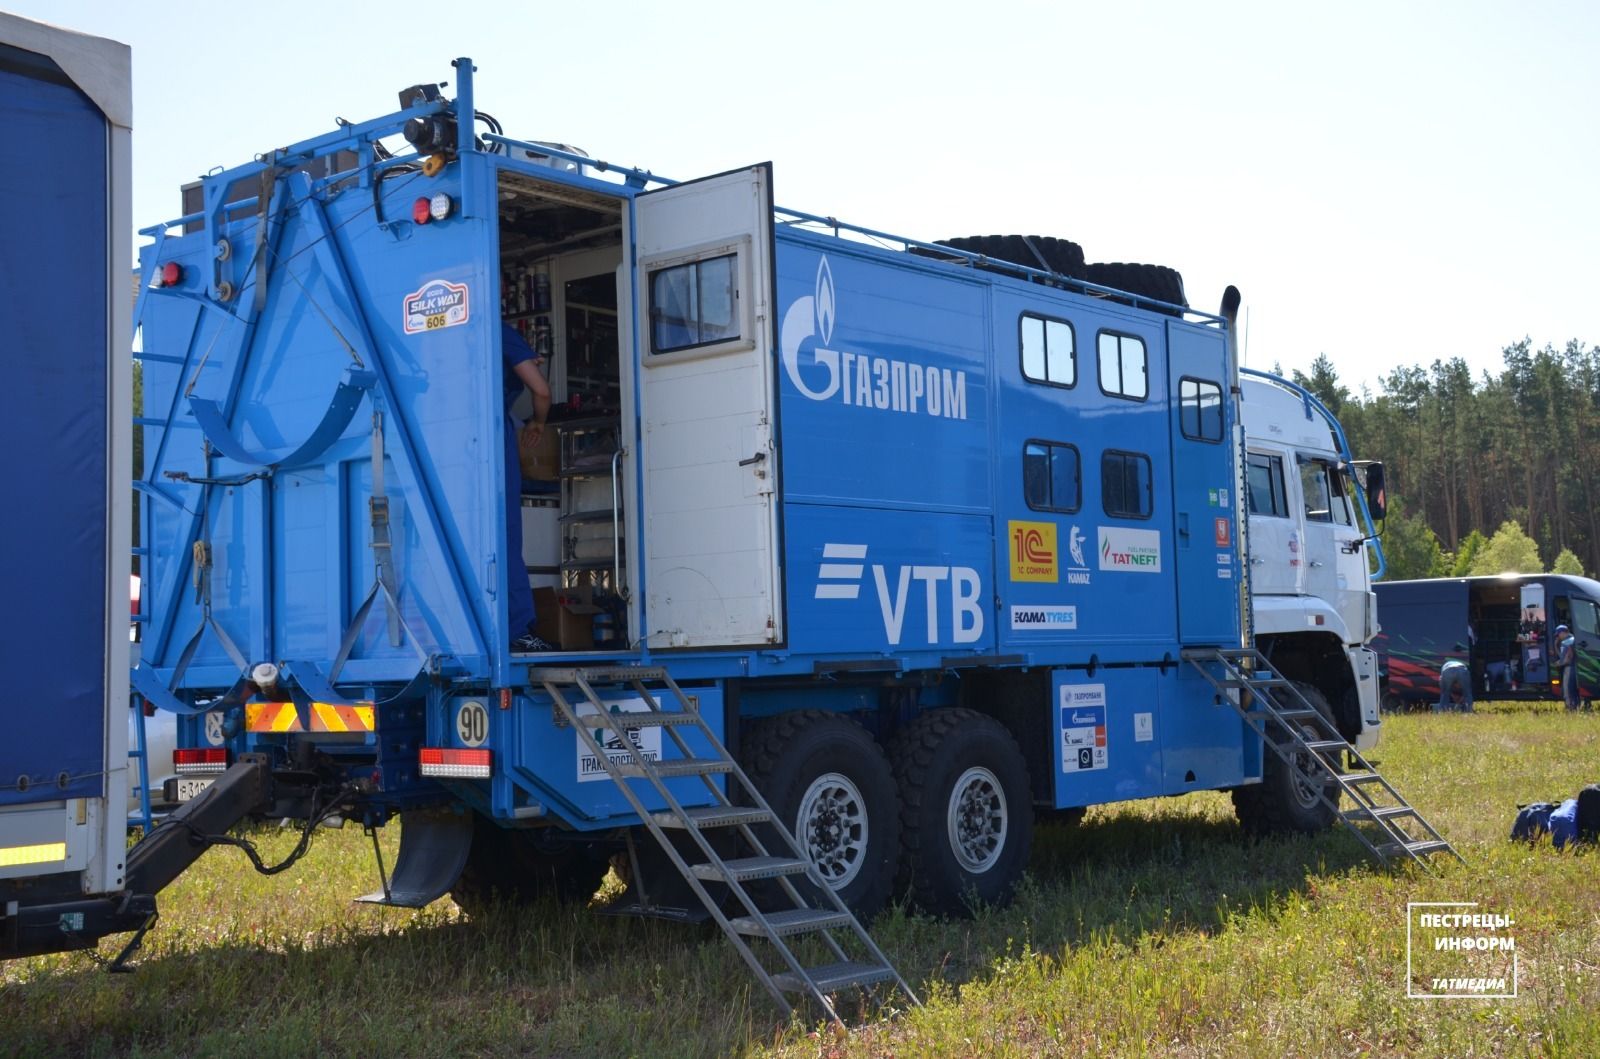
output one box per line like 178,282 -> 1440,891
1283,340 -> 1597,581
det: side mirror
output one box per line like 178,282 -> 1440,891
1363,462 -> 1387,521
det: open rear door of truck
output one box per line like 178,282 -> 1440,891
630,165 -> 783,649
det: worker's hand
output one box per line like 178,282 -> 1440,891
520,421 -> 545,448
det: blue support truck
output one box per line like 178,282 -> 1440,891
7,56 -> 1454,1016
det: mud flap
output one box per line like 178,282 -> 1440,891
355,808 -> 473,908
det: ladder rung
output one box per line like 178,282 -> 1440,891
538,665 -> 668,684
573,709 -> 699,729
1224,676 -> 1289,688
1380,839 -> 1452,857
1272,708 -> 1320,721
1345,805 -> 1415,822
773,960 -> 896,994
652,806 -> 770,830
1303,740 -> 1349,754
1343,772 -> 1385,785
617,758 -> 733,779
730,908 -> 852,937
691,856 -> 809,883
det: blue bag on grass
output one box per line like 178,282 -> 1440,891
1550,798 -> 1580,849
1511,802 -> 1557,841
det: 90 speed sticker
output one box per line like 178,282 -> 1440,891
455,700 -> 489,747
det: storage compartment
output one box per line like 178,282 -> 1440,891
497,170 -> 628,649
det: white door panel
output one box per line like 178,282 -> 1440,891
634,165 -> 781,648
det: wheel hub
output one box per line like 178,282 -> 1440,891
947,766 -> 1008,874
796,773 -> 868,889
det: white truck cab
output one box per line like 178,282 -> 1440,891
1239,370 -> 1385,750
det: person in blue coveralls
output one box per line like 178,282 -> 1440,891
1436,658 -> 1472,712
503,322 -> 553,652
1555,624 -> 1579,711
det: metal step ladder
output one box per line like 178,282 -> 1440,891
1184,647 -> 1462,868
535,666 -> 918,1023
128,697 -> 153,832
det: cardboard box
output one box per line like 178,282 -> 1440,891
518,426 -> 559,481
533,586 -> 604,650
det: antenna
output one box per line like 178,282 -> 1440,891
1242,306 -> 1251,365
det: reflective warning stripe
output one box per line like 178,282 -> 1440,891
246,702 -> 303,733
309,702 -> 376,733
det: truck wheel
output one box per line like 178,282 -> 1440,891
891,708 -> 1033,917
1232,682 -> 1340,835
741,710 -> 901,920
1380,690 -> 1404,714
450,816 -> 611,916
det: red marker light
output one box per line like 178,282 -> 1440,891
173,747 -> 228,774
159,261 -> 183,287
412,197 -> 432,224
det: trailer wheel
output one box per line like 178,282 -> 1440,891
891,708 -> 1033,917
741,710 -> 901,919
450,816 -> 611,916
1232,682 -> 1340,835
1380,690 -> 1405,714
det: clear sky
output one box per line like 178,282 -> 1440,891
15,0 -> 1598,392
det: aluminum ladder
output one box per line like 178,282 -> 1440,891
1184,647 -> 1463,868
535,666 -> 918,1023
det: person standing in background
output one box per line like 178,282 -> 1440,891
1556,624 -> 1579,711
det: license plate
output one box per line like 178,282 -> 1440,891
177,777 -> 213,801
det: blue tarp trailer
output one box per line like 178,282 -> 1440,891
0,12 -> 135,953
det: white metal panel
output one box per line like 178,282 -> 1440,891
632,166 -> 781,648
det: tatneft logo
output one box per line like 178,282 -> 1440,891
815,543 -> 984,645
1098,526 -> 1161,573
781,256 -> 969,420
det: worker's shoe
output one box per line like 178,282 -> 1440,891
511,631 -> 557,654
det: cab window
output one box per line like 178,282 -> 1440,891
1247,452 -> 1288,517
1574,598 -> 1600,638
1300,460 -> 1334,522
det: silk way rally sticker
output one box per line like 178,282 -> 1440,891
403,278 -> 470,334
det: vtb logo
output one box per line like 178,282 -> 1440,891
814,543 -> 984,646
1008,520 -> 1058,583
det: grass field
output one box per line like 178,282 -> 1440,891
4,704 -> 1598,1058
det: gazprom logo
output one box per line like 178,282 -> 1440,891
780,254 -> 969,420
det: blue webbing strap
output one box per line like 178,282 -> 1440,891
187,367 -> 375,469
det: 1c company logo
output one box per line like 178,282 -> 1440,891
1008,520 -> 1058,583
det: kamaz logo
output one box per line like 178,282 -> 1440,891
781,256 -> 969,420
815,542 -> 984,645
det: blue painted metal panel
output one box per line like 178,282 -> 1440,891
1158,662 -> 1253,793
138,160 -> 506,693
500,687 -> 726,828
0,55 -> 110,806
1166,322 -> 1239,645
1050,669 -> 1163,807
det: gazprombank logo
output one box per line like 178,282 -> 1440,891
780,255 -> 969,420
